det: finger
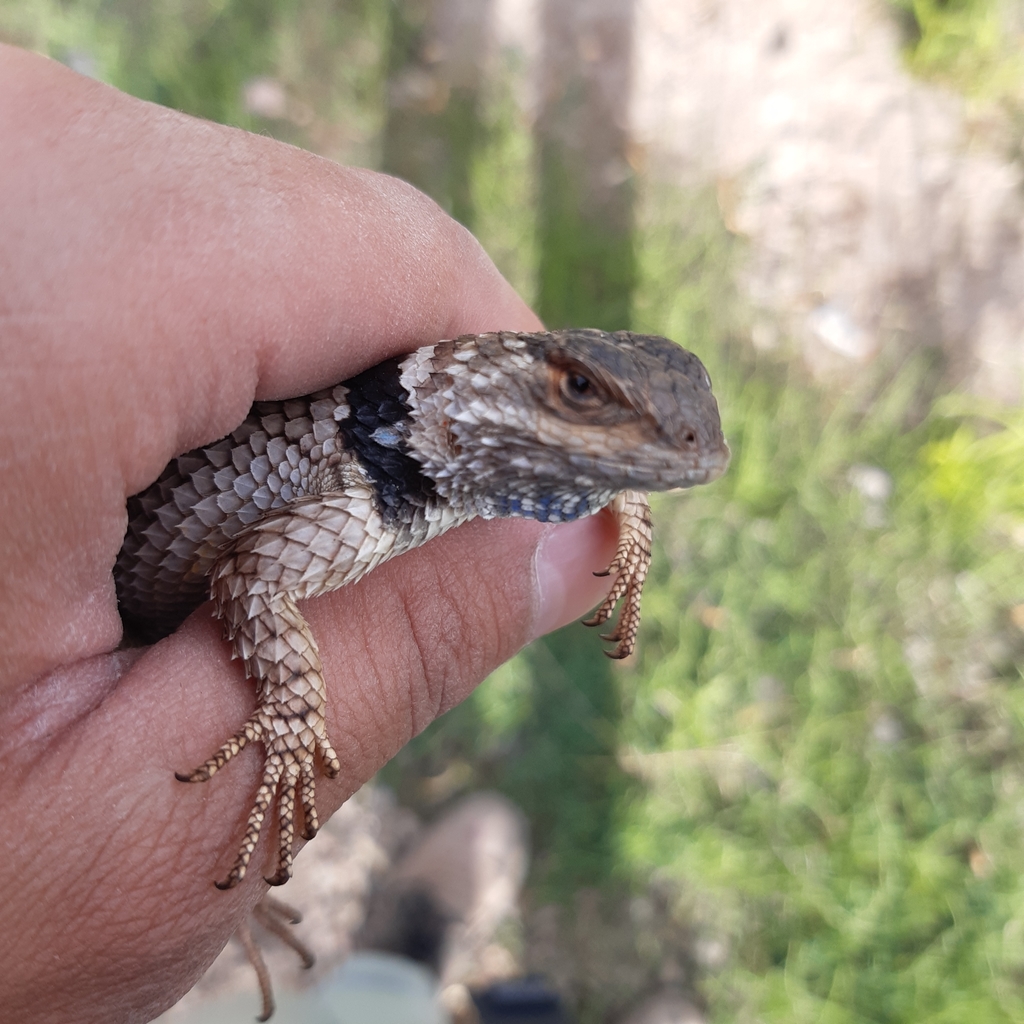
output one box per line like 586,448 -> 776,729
0,46 -> 540,686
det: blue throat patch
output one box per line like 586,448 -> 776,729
489,492 -> 595,523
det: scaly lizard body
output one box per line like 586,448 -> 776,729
115,329 -> 728,895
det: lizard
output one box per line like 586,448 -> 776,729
115,326 -> 728,903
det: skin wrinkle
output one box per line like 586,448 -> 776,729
0,650 -> 139,759
394,584 -> 444,738
359,544 -> 471,745
417,564 -> 478,723
416,523 -> 531,726
429,526 -> 524,711
312,624 -> 383,777
316,582 -> 417,760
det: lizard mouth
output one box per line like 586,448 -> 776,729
701,445 -> 731,481
667,446 -> 731,488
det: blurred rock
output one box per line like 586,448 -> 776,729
359,792 -> 529,989
63,48 -> 98,79
807,302 -> 875,363
848,464 -> 894,503
872,711 -> 904,745
616,989 -> 706,1024
630,0 -> 1024,400
848,464 -> 893,527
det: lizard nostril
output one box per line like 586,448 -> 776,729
683,430 -> 697,445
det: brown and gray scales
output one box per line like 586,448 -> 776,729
115,329 -> 729,893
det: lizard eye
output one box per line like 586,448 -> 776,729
567,373 -> 593,396
558,366 -> 607,409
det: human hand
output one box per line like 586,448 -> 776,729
0,45 -> 616,1024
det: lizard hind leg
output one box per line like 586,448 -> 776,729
177,701 -> 326,888
261,746 -> 309,888
236,895 -> 316,1021
583,490 -> 653,660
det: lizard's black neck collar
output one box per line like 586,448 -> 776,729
337,357 -> 436,524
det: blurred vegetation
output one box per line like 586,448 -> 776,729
624,194 -> 1024,1022
7,2 -> 1024,1021
888,0 -> 1024,106
0,0 -> 389,163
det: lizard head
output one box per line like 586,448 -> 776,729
402,329 -> 730,522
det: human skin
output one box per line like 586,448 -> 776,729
0,45 -> 617,1024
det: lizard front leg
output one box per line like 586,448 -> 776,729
584,489 -> 653,659
176,583 -> 339,888
176,490 -> 394,888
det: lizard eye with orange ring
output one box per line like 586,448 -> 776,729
557,365 -> 609,410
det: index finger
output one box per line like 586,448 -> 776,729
0,46 -> 541,685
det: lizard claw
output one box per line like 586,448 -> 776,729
178,701 -> 339,889
582,490 -> 653,660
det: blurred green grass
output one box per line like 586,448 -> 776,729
7,3 -> 1024,1021
0,0 -> 389,163
888,0 -> 1024,106
627,200 -> 1024,1020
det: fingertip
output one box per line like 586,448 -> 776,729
531,512 -> 619,639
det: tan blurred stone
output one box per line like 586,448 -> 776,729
360,792 -> 529,989
617,989 -> 706,1024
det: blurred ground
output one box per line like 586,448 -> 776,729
155,787 -> 420,1021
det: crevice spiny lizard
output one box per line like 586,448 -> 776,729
115,327 -> 729,895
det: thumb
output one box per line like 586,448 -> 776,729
307,511 -> 622,767
0,510 -> 618,1023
